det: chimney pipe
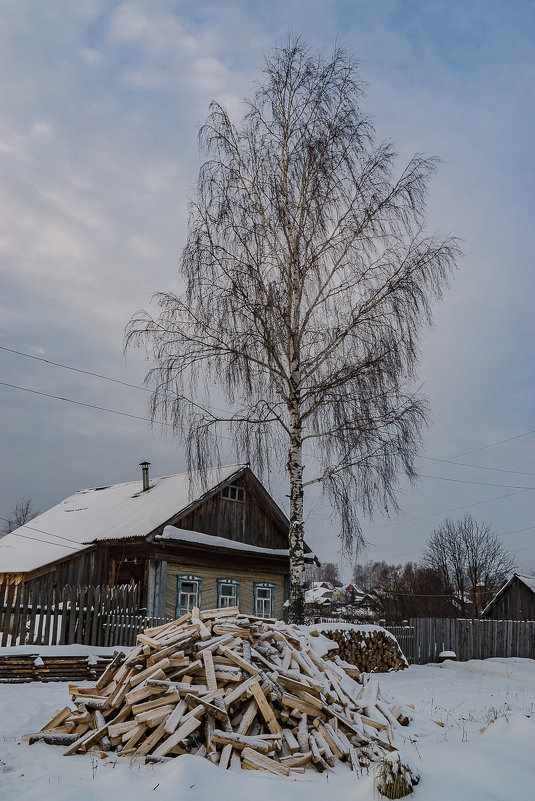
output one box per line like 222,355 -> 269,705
140,461 -> 151,491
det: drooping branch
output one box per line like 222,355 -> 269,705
126,37 -> 460,621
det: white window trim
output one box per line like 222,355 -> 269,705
217,578 -> 240,608
254,582 -> 275,618
176,574 -> 202,616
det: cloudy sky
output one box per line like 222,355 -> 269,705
1,0 -> 534,577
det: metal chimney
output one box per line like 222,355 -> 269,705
140,461 -> 151,491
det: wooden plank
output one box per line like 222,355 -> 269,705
211,730 -> 271,753
219,646 -> 258,676
10,581 -> 24,647
152,715 -> 202,758
1,582 -> 16,647
218,743 -> 233,770
202,650 -> 217,694
164,699 -> 187,735
27,583 -> 39,646
249,681 -> 282,734
132,692 -> 182,715
281,693 -> 323,719
236,699 -> 257,735
42,582 -> 54,646
129,658 -> 171,688
67,586 -> 78,645
241,747 -> 290,776
222,675 -> 258,708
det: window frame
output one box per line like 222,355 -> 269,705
254,582 -> 275,618
217,578 -> 240,609
221,484 -> 245,502
176,574 -> 202,616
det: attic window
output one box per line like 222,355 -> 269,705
221,485 -> 245,502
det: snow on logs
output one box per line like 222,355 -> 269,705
306,626 -> 408,673
27,608 -> 410,776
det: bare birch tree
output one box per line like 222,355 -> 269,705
126,39 -> 460,622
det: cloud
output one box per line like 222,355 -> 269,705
0,0 -> 534,575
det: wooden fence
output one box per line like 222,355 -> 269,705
0,581 -> 169,648
410,617 -> 535,664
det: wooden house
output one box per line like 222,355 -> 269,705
0,463 -> 314,620
480,573 -> 535,621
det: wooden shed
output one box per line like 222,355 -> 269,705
480,573 -> 535,621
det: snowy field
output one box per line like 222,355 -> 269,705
1,658 -> 534,801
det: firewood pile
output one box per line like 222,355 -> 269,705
27,608 -> 410,776
308,626 -> 408,673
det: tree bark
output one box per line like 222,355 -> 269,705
287,399 -> 305,624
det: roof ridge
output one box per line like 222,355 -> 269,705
75,463 -> 249,494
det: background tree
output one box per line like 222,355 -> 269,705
126,39 -> 459,622
353,559 -> 456,620
1,495 -> 38,536
423,514 -> 515,614
305,561 -> 342,588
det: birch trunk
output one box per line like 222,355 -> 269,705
287,400 -> 305,624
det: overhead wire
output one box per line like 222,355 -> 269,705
3,344 -> 535,559
419,474 -> 535,490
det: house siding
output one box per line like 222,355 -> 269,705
165,563 -> 286,619
176,474 -> 288,549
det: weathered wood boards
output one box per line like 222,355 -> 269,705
26,609 -> 412,776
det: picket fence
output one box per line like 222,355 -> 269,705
0,581 -> 168,648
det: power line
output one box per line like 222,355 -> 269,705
1,531 -> 82,552
22,523 -> 87,545
367,489 -> 532,532
376,523 -> 535,560
420,474 -> 535,490
425,429 -> 535,465
0,381 -> 174,428
418,455 -> 535,477
0,345 -> 151,393
4,343 -> 535,479
0,344 -> 229,414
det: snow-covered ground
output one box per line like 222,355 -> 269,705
1,658 -> 533,801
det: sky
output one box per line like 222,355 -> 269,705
0,0 -> 534,579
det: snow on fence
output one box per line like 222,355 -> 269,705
0,581 -> 168,648
410,617 -> 535,664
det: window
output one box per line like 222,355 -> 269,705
254,582 -> 275,618
176,575 -> 202,616
221,484 -> 245,502
217,578 -> 240,609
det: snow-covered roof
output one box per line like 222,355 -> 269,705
517,573 -> 535,592
0,465 -> 248,574
481,572 -> 535,615
305,585 -> 334,604
159,525 -> 306,559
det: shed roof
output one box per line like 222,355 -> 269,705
481,572 -> 535,616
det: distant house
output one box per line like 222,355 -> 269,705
481,573 -> 535,621
0,463 -> 315,620
305,581 -> 335,607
